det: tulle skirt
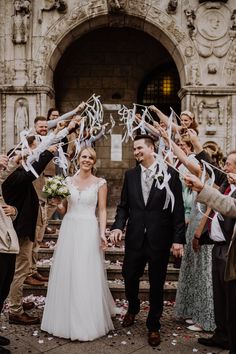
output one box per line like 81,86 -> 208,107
41,213 -> 115,341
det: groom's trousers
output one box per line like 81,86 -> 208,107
122,237 -> 169,331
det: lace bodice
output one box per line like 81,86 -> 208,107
65,177 -> 106,219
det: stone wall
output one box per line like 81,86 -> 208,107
1,0 -> 236,205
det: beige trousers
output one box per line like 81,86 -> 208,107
8,237 -> 33,315
31,202 -> 56,274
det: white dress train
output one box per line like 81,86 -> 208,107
41,178 -> 115,341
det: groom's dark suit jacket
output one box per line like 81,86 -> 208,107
111,165 -> 186,250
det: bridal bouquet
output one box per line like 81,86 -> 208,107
42,176 -> 70,199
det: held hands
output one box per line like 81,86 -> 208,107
171,243 -> 184,258
109,229 -> 123,246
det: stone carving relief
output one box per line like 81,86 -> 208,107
89,0 -> 107,16
107,0 -> 126,13
166,0 -> 178,15
187,63 -> 201,85
5,63 -> 16,84
231,10 -> 236,31
38,0 -> 67,24
193,3 -> 232,58
184,8 -> 196,38
14,98 -> 29,143
207,62 -> 217,74
128,0 -> 152,17
197,99 -> 224,135
12,0 -> 31,44
224,41 -> 236,86
184,46 -> 194,57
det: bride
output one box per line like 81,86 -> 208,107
41,147 -> 116,341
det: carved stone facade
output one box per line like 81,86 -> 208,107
1,0 -> 236,204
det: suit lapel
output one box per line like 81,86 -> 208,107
134,165 -> 145,206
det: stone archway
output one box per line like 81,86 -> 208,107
34,2 -> 199,94
33,2 -> 199,210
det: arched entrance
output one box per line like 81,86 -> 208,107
53,27 -> 181,209
53,27 -> 181,210
54,27 -> 180,113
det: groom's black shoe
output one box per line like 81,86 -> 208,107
122,313 -> 135,327
198,336 -> 229,350
0,337 -> 10,346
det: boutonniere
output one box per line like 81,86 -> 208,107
153,172 -> 164,183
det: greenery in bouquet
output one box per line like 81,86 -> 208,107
42,176 -> 70,199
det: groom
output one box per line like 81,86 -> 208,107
110,134 -> 185,347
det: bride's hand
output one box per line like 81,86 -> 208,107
48,197 -> 63,206
100,235 -> 108,251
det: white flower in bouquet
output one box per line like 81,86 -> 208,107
50,183 -> 58,191
42,176 -> 70,199
58,187 -> 67,195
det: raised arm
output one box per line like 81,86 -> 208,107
47,102 -> 85,129
149,105 -> 180,133
158,126 -> 201,177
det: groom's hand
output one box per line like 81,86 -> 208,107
109,229 -> 123,245
171,243 -> 184,258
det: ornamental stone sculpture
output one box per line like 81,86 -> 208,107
12,0 -> 31,44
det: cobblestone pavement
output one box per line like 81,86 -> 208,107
0,302 -> 228,354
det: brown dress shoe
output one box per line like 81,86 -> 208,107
148,331 -> 161,347
24,276 -> 45,286
22,301 -> 35,311
122,313 -> 136,327
32,272 -> 48,282
9,312 -> 40,325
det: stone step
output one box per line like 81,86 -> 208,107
38,246 -> 176,264
47,218 -> 115,227
23,280 -> 177,302
37,262 -> 179,282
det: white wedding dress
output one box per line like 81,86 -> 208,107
41,178 -> 115,341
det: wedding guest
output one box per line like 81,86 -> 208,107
0,154 -> 21,354
110,134 -> 185,347
41,147 -> 116,340
1,137 -> 58,325
149,105 -> 199,136
185,173 -> 236,354
156,126 -> 215,332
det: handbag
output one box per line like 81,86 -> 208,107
0,206 -> 19,254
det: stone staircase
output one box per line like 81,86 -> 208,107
23,219 -> 179,301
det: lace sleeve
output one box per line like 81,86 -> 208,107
98,178 -> 107,189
